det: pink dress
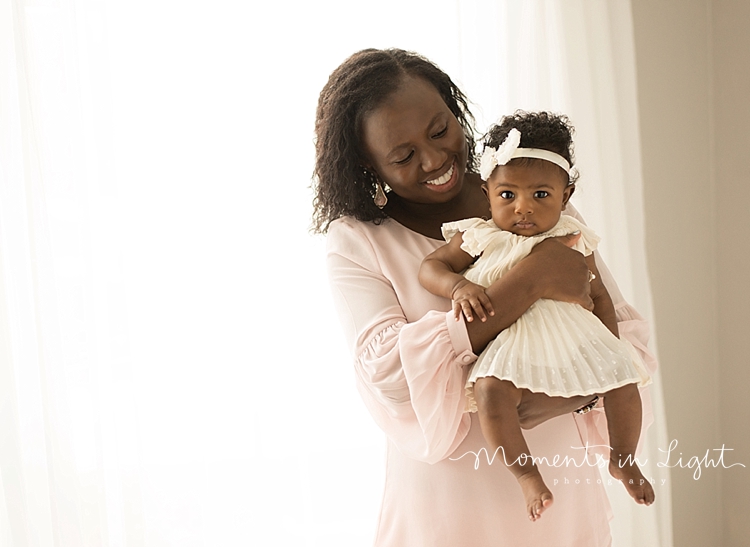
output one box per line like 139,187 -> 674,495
326,206 -> 657,547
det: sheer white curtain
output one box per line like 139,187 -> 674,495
452,3 -> 672,545
0,0 -> 670,545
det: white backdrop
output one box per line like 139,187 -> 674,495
0,0 -> 670,545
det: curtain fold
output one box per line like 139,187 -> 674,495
454,2 -> 672,545
0,0 -> 671,545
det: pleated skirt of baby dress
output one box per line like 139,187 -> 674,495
464,298 -> 651,413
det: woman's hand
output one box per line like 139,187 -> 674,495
527,233 -> 593,311
517,390 -> 596,429
465,232 -> 592,353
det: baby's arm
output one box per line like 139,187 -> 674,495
419,233 -> 495,322
585,253 -> 619,336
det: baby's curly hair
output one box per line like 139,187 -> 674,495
312,48 -> 478,234
484,111 -> 579,185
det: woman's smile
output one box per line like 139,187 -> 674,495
424,161 -> 458,192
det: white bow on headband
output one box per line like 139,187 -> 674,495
479,128 -> 572,181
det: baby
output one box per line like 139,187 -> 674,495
419,111 -> 654,521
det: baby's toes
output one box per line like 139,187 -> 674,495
642,484 -> 655,506
529,493 -> 553,521
528,500 -> 542,521
542,491 -> 554,507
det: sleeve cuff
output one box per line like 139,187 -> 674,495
444,311 -> 477,366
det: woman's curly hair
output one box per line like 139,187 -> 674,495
311,48 -> 478,233
483,111 -> 579,185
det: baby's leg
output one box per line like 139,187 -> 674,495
603,384 -> 655,505
474,377 -> 553,521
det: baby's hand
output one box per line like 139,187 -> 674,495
451,279 -> 495,322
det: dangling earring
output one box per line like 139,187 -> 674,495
374,181 -> 388,209
364,167 -> 388,209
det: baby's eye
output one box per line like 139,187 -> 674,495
432,126 -> 448,138
534,191 -> 549,198
394,151 -> 414,165
499,191 -> 514,199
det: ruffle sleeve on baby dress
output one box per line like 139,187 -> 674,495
538,215 -> 601,256
441,217 -> 498,257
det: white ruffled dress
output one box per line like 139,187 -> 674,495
442,216 -> 651,412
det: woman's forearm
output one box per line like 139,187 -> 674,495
466,237 -> 591,353
465,256 -> 541,352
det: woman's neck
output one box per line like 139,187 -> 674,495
384,173 -> 489,239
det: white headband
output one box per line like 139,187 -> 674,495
479,128 -> 572,181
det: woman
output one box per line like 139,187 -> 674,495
313,48 -> 656,546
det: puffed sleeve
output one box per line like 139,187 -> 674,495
565,205 -> 658,454
326,218 -> 475,464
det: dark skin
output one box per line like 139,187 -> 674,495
416,157 -> 655,510
361,76 -> 597,429
419,165 -> 618,336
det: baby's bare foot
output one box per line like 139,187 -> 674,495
609,459 -> 655,506
517,471 -> 554,521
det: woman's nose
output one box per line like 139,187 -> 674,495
420,144 -> 448,173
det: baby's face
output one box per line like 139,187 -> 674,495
483,160 -> 573,236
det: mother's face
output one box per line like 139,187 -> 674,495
361,77 -> 469,205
